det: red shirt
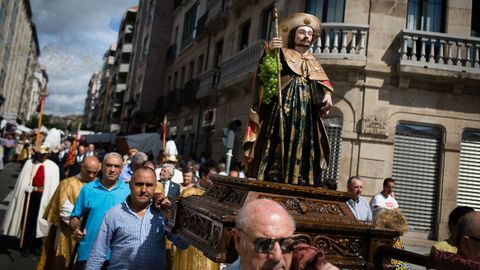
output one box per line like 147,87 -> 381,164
32,165 -> 45,187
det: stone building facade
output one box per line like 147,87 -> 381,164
108,6 -> 137,132
83,71 -> 100,130
0,0 -> 41,123
160,0 -> 480,240
120,0 -> 174,133
91,43 -> 117,132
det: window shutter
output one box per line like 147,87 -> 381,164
458,131 -> 480,210
392,124 -> 442,231
321,120 -> 342,181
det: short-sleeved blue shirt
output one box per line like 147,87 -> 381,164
71,178 -> 130,262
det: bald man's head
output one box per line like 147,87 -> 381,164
234,199 -> 296,270
129,167 -> 157,207
80,156 -> 101,182
236,199 -> 296,232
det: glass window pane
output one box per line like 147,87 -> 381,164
472,0 -> 480,36
305,0 -> 324,20
326,0 -> 344,22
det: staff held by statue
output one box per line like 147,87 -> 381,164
273,4 -> 286,183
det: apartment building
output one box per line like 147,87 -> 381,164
120,0 -> 175,133
0,0 -> 41,123
108,6 -> 137,132
83,72 -> 101,130
161,0 -> 480,240
92,43 -> 117,132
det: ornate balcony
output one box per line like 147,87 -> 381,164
399,29 -> 480,79
196,69 -> 220,99
311,23 -> 369,67
204,0 -> 228,33
218,40 -> 264,89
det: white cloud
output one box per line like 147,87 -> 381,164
30,0 -> 138,115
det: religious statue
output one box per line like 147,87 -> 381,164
243,12 -> 334,186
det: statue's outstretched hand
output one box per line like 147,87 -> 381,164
320,93 -> 333,115
268,37 -> 283,51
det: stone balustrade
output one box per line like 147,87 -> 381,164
311,23 -> 369,62
400,29 -> 480,73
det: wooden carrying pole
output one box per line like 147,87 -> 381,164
20,95 -> 45,248
273,5 -> 286,183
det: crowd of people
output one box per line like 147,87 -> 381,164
1,9 -> 479,269
0,136 -> 344,270
344,175 -> 480,269
1,134 -> 478,270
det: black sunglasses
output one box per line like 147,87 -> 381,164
238,229 -> 295,254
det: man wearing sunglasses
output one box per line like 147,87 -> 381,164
70,152 -> 130,270
228,199 -> 338,270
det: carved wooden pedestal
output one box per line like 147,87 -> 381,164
171,176 -> 398,269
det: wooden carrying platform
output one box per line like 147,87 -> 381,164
169,175 -> 399,269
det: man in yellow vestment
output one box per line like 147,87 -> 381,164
37,156 -> 101,270
172,169 -> 219,270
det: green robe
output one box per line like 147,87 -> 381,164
243,48 -> 333,186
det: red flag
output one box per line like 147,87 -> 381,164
36,96 -> 46,113
64,137 -> 78,168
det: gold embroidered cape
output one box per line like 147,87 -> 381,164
172,187 -> 220,270
36,176 -> 87,270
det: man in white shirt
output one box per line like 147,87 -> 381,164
370,177 -> 399,214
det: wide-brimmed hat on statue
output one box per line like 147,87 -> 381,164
280,12 -> 321,47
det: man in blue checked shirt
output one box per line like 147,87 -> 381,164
86,166 -> 189,270
70,152 -> 130,270
346,176 -> 372,222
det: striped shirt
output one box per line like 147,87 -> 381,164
86,199 -> 189,270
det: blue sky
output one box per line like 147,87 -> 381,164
30,0 -> 138,116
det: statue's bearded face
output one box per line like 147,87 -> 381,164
294,26 -> 314,48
